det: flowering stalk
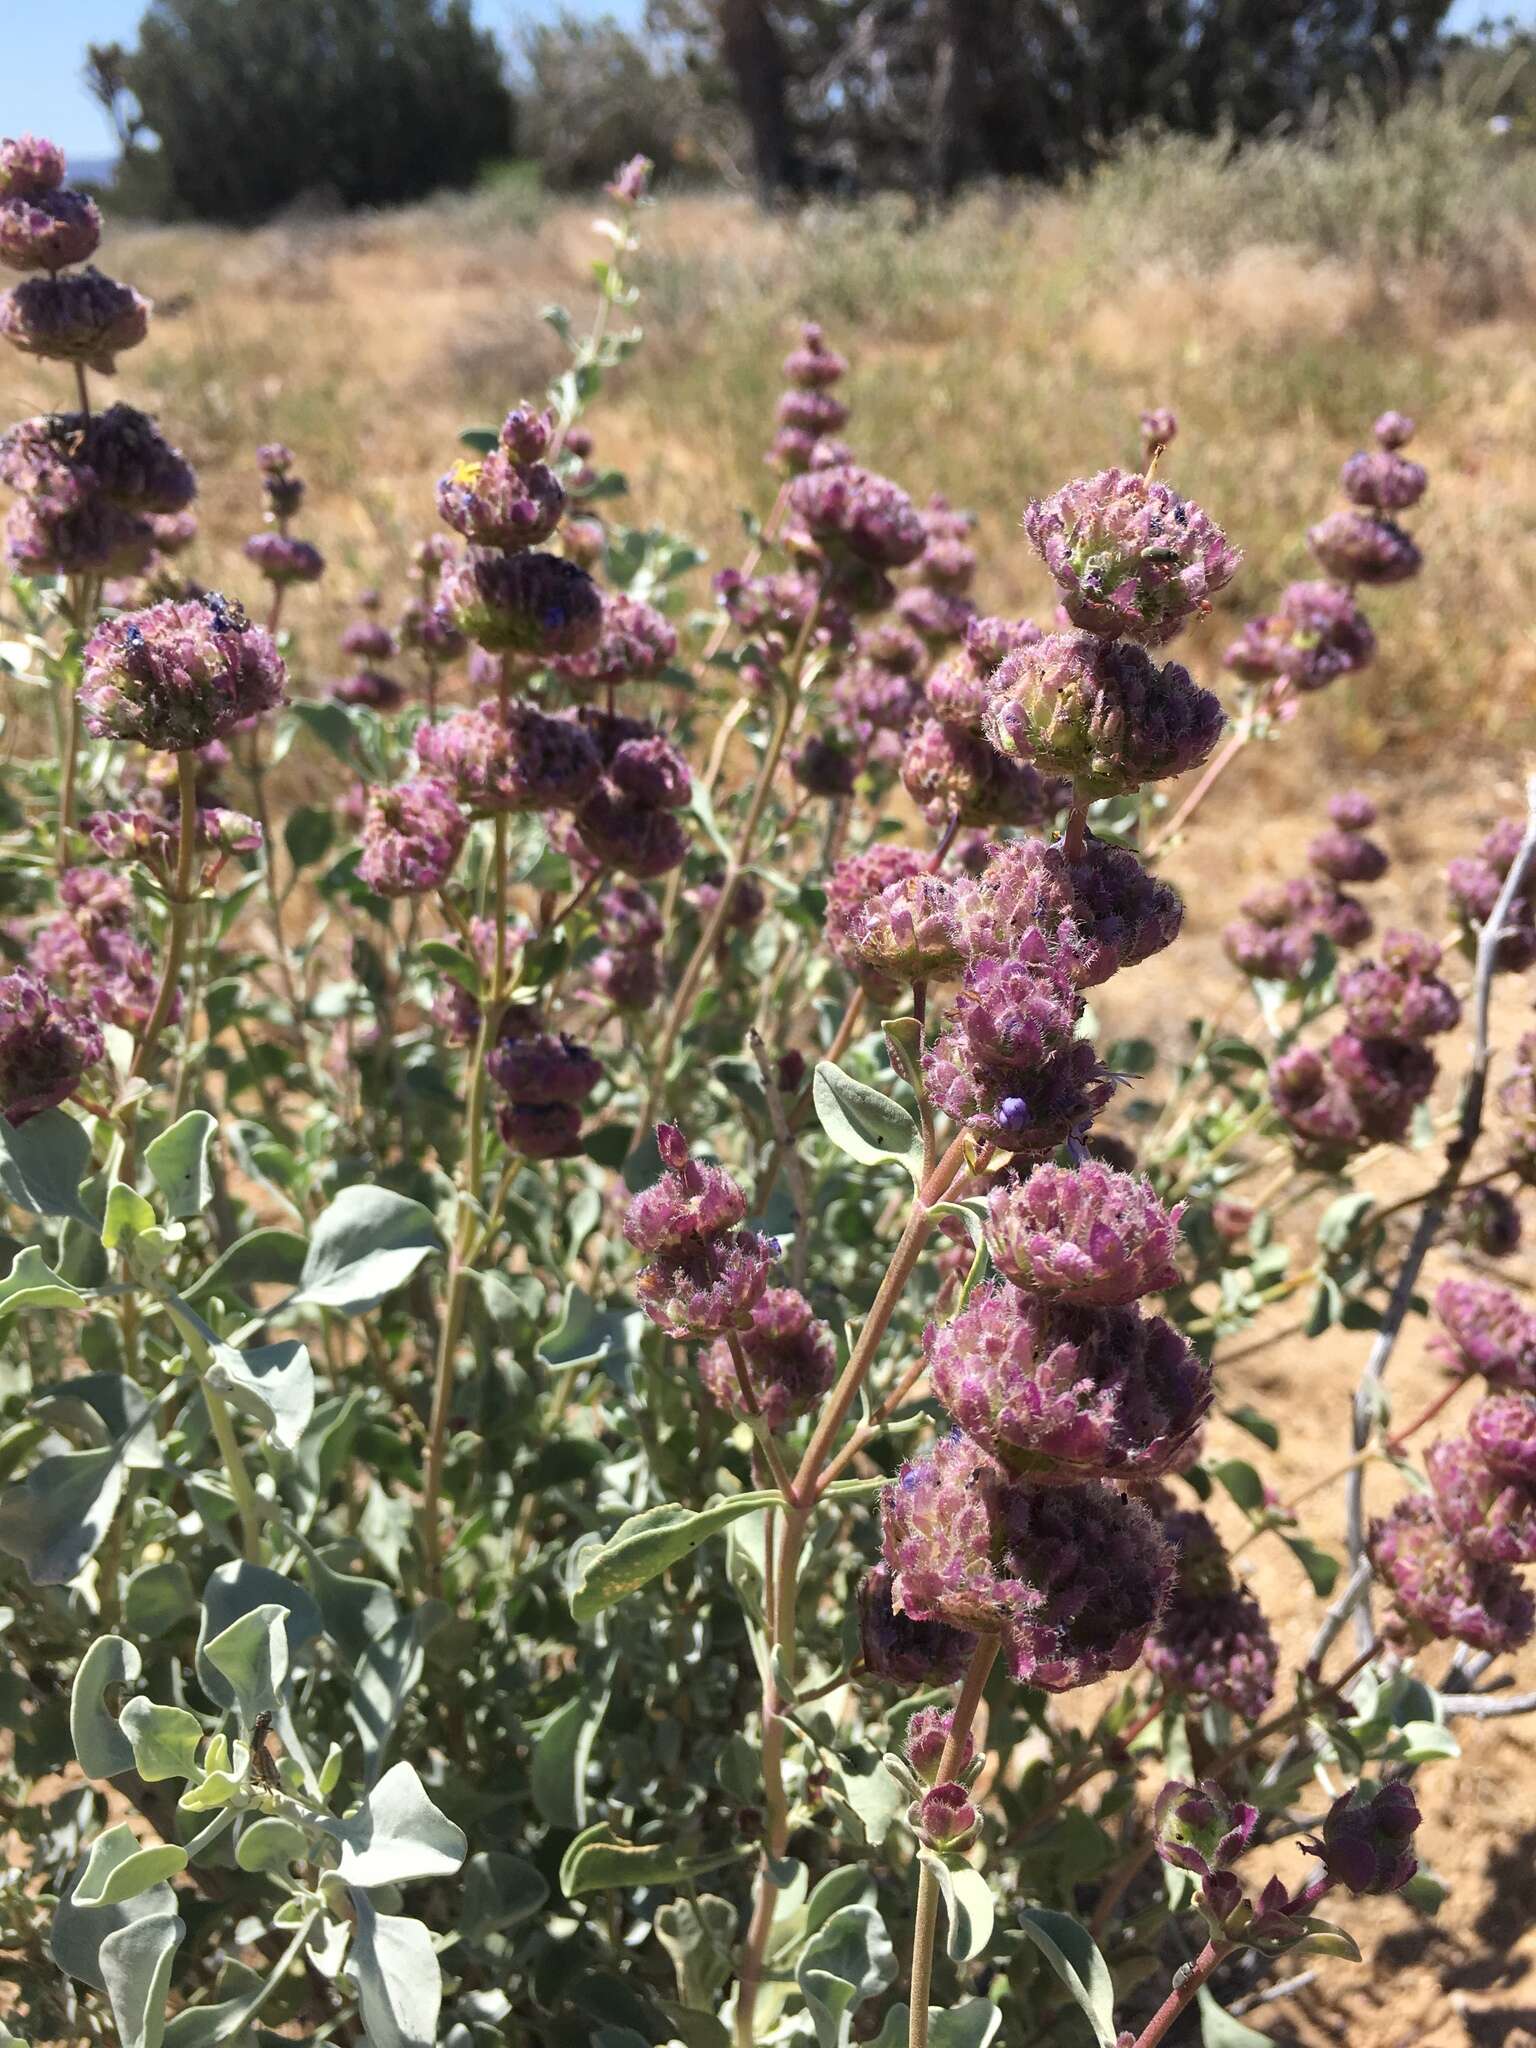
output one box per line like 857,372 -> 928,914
906,1635 -> 999,2048
129,749 -> 199,1081
1130,1939 -> 1231,2048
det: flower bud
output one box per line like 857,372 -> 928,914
244,532 -> 325,585
1307,511 -> 1422,585
912,1781 -> 980,1851
1153,1779 -> 1258,1878
904,1706 -> 974,1786
0,188 -> 101,273
1302,1781 -> 1420,1896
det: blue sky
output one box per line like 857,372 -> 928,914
3,0 -> 1529,159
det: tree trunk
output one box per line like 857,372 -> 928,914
928,0 -> 983,200
716,0 -> 799,198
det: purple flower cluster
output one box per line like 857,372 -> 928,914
1369,1491 -> 1534,1653
827,844 -> 926,1003
1269,1030 -> 1436,1170
80,594 -> 287,752
0,967 -> 103,1124
1338,932 -> 1460,1040
859,1563 -> 978,1685
563,712 -> 692,879
624,1124 -> 778,1339
437,549 -> 602,660
984,1161 -> 1182,1303
1022,468 -> 1240,646
961,834 -> 1183,988
30,862 -> 168,1037
769,322 -> 850,475
1450,1183 -> 1522,1260
789,464 -> 926,572
926,615 -> 1042,730
841,871 -> 967,987
415,701 -> 600,814
698,1286 -> 837,1431
587,882 -> 664,1013
984,633 -> 1224,801
1,402 -> 197,580
1498,1032 -> 1536,1184
437,405 -> 564,552
881,1431 -> 1172,1690
1144,1508 -> 1278,1720
244,443 -> 325,590
1430,1276 -> 1536,1391
486,1006 -> 602,1160
551,592 -> 678,690
1446,816 -> 1536,970
357,777 -> 467,898
900,715 -> 1058,830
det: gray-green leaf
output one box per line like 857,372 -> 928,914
349,1897 -> 441,2048
570,1493 -> 777,1621
291,1186 -> 441,1315
119,1700 -> 204,1783
72,1633 -> 142,1778
201,1603 -> 289,1731
924,1856 -> 995,1963
145,1112 -> 218,1220
99,1904 -> 185,2048
812,1061 -> 924,1183
75,1823 -> 188,1906
0,1443 -> 127,1584
206,1339 -> 314,1451
1017,1908 -> 1118,2048
325,1760 -> 467,1889
796,1902 -> 897,2048
0,1107 -> 93,1221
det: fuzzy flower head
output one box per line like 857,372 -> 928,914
436,442 -> 564,552
1274,581 -> 1377,690
962,834 -> 1182,988
1328,1029 -> 1437,1145
984,632 -> 1225,800
900,717 -> 1057,831
1140,408 -> 1178,459
857,1564 -> 978,1686
1426,1434 -> 1536,1564
789,464 -> 925,569
1337,941 -> 1460,1041
1341,450 -> 1428,514
1368,1491 -> 1535,1652
497,1099 -> 583,1160
1450,1184 -> 1521,1262
1154,1780 -> 1258,1880
416,701 -> 600,815
551,593 -> 678,688
1431,1276 -> 1536,1391
437,549 -> 602,658
0,136 -> 66,200
792,732 -> 858,798
912,1782 -> 980,1852
624,1125 -> 748,1254
881,1434 -> 1173,1689
904,1706 -> 975,1786
1268,1045 -> 1365,1170
0,970 -> 103,1124
571,785 -> 690,879
927,1282 -> 1211,1482
80,594 -> 286,751
1308,826 -> 1388,885
827,844 -> 926,1002
1469,1392 -> 1536,1482
1146,1585 -> 1278,1721
356,777 -> 466,897
698,1285 -> 837,1432
842,872 -> 968,985
633,1230 -> 779,1339
985,1162 -> 1182,1305
244,532 -> 324,586
0,268 -> 149,373
0,188 -> 101,274
485,1015 -> 602,1107
1307,511 -> 1422,585
1375,411 -> 1415,449
1022,469 -> 1240,646
1303,1783 -> 1420,1898
924,957 -> 1114,1155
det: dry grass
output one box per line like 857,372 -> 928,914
5,125 -> 1536,786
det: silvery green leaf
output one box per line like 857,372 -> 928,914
1016,1908 -> 1117,2048
922,1854 -> 994,1962
570,1492 -> 778,1621
1196,1988 -> 1272,2046
201,1603 -> 289,1731
813,1061 -> 924,1184
349,1897 -> 441,2048
558,1824 -> 746,1899
0,1243 -> 85,1314
461,1851 -> 549,1939
195,1562 -> 321,1711
75,1823 -> 188,1906
325,1760 -> 467,1888
235,1816 -> 312,1874
532,1682 -> 611,1830
144,1111 -> 218,1220
119,1699 -> 204,1783
32,1372 -> 160,1468
0,1443 -> 127,1584
870,2003 -> 1002,2048
796,1902 -> 896,2048
537,1283 -> 639,1378
351,1612 -> 424,1783
655,1894 -> 736,2009
205,1339 -> 314,1451
71,1633 -> 142,1778
0,1107 -> 93,1221
291,1185 -> 442,1314
51,1857 -> 180,1995
99,1904 -> 185,2048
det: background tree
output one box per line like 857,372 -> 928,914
89,0 -> 513,224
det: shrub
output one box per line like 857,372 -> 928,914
3,130 -> 1534,2048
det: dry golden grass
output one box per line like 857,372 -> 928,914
4,167 -> 1535,789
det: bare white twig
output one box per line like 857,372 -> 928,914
1344,771 -> 1536,1648
1439,1688 -> 1536,1720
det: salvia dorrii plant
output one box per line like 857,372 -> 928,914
2,130 -> 1535,2048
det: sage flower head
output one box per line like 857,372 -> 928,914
356,776 -> 466,897
985,1161 -> 1183,1305
81,594 -> 286,751
1022,468 -> 1239,646
698,1285 -> 837,1432
1368,1491 -> 1534,1653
